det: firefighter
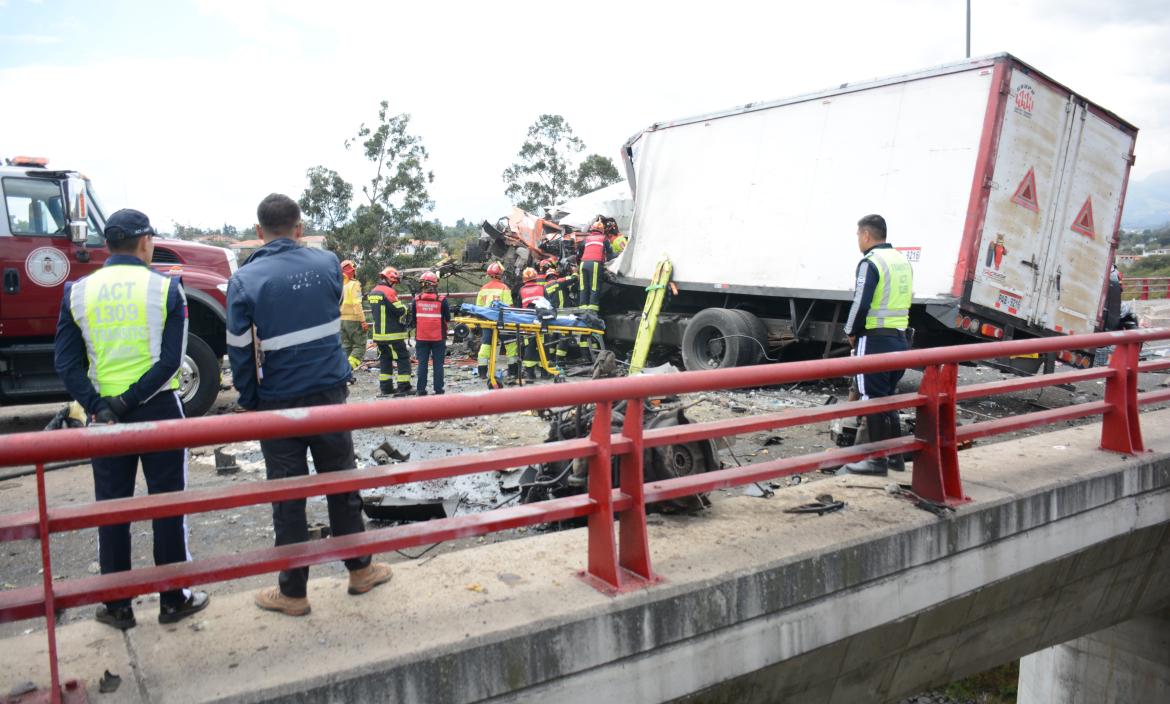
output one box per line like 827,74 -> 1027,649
339,259 -> 367,373
367,266 -> 411,396
411,271 -> 450,396
840,214 -> 913,476
54,208 -> 210,629
604,218 -> 629,255
541,259 -> 571,365
518,267 -> 548,380
578,221 -> 612,312
475,262 -> 519,387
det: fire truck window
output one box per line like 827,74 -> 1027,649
3,178 -> 66,236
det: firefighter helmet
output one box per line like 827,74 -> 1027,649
538,257 -> 557,271
379,266 -> 400,284
340,259 -> 356,274
521,267 -> 538,282
589,220 -> 604,232
419,270 -> 439,287
486,261 -> 504,278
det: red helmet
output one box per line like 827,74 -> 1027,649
521,267 -> 538,283
538,257 -> 557,271
589,221 -> 604,232
379,266 -> 400,284
486,262 -> 504,278
419,271 -> 439,287
340,259 -> 356,275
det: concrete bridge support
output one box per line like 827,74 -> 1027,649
1018,608 -> 1170,704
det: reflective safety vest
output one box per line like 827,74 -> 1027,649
864,247 -> 913,330
581,233 -> 607,262
340,277 -> 365,321
611,234 -> 628,254
476,279 -> 513,307
414,292 -> 445,341
367,284 -> 408,341
69,264 -> 177,397
544,276 -> 564,307
519,282 -> 545,308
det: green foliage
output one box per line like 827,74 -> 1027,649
300,100 -> 435,286
573,153 -> 622,195
503,114 -> 585,211
1124,253 -> 1170,277
942,661 -> 1018,703
171,223 -> 252,243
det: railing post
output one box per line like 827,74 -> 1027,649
617,398 -> 656,583
584,401 -> 620,591
36,462 -> 63,703
911,363 -> 967,506
1141,280 -> 1149,300
1101,341 -> 1144,454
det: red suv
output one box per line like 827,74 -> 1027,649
0,157 -> 231,417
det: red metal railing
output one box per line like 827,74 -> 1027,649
1122,276 -> 1170,300
2,328 -> 1169,701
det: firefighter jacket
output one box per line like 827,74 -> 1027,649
519,281 -> 546,308
476,279 -> 513,307
580,232 -> 611,263
367,283 -> 409,341
225,237 -> 351,409
544,275 -> 565,308
340,276 -> 365,322
411,292 -> 450,342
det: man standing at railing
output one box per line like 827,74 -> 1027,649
227,194 -> 392,617
841,214 -> 913,476
53,208 -> 210,630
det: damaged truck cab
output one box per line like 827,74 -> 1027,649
0,157 -> 234,416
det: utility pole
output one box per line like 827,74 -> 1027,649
966,0 -> 971,58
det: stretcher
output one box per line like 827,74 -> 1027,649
453,303 -> 604,385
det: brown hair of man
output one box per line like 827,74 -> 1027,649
256,193 -> 302,240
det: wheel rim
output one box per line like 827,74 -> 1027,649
694,327 -> 726,368
669,442 -> 701,477
178,353 -> 200,404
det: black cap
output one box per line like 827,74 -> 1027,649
104,209 -> 156,242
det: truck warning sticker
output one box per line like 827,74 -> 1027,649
1071,196 -> 1095,238
25,247 -> 70,287
984,234 -> 1008,271
1013,83 -> 1035,119
994,288 -> 1023,316
895,246 -> 921,263
1011,167 -> 1039,212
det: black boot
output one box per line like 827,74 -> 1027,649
841,412 -> 890,476
540,368 -> 551,379
525,366 -> 536,381
477,364 -> 488,381
508,362 -> 520,384
395,382 -> 412,397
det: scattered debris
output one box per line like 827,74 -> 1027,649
763,436 -> 783,446
307,523 -> 332,540
465,583 -> 485,593
214,448 -> 240,475
361,495 -> 458,522
497,573 -> 524,587
98,670 -> 122,694
370,441 -> 411,465
783,493 -> 846,516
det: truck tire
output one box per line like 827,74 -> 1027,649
179,333 -> 221,418
681,308 -> 754,372
729,309 -> 769,366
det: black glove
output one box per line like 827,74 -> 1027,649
101,394 -> 131,420
92,408 -> 118,425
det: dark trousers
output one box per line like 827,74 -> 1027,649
257,384 -> 369,598
415,339 -> 446,393
855,333 -> 909,447
93,391 -> 189,610
578,261 -> 602,310
376,339 -> 410,393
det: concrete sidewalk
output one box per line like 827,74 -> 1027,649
3,409 -> 1169,703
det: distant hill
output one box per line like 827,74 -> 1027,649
1121,169 -> 1170,230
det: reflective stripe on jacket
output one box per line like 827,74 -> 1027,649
581,233 -> 607,262
864,247 -> 913,330
68,264 -> 178,398
367,283 -> 408,341
413,293 -> 446,341
340,277 -> 365,321
476,279 -> 513,307
519,282 -> 545,308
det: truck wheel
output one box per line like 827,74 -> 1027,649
179,333 -> 221,418
729,309 -> 769,366
681,308 -> 753,371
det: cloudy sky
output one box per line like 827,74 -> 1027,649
1,0 -> 1167,231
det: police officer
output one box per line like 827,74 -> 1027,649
367,266 -> 411,396
578,221 -> 612,312
411,271 -> 450,396
475,262 -> 518,387
841,214 -> 913,476
54,208 -> 209,630
227,194 -> 392,616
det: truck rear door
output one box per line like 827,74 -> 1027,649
969,67 -> 1076,325
1031,105 -> 1134,334
0,175 -> 107,337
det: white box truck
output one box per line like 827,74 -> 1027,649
606,53 -> 1138,372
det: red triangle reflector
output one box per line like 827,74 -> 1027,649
1011,167 -> 1040,212
1071,197 -> 1095,238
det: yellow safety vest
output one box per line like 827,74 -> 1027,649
69,265 -> 176,397
340,278 -> 365,321
864,247 -> 913,330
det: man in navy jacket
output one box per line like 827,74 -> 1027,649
227,193 -> 392,616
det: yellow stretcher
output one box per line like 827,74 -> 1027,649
451,314 -> 604,385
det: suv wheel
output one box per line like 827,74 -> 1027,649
179,333 -> 221,417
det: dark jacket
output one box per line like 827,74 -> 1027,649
226,238 -> 351,409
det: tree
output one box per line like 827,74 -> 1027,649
300,101 -> 435,285
502,114 -> 585,211
572,154 -> 622,195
